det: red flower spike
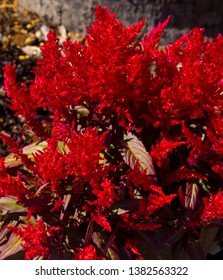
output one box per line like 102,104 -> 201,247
40,31 -> 61,62
7,220 -> 60,260
151,139 -> 186,167
3,5 -> 223,260
34,138 -> 67,191
0,158 -> 7,174
90,178 -> 118,209
50,199 -> 64,212
66,127 -> 107,179
128,164 -> 153,192
125,238 -> 141,256
0,171 -> 32,201
0,132 -> 34,171
91,213 -> 111,232
0,136 -> 35,203
3,64 -> 38,119
201,191 -> 223,222
146,192 -> 177,216
143,16 -> 171,48
73,244 -> 105,260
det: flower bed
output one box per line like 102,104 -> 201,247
1,6 -> 223,260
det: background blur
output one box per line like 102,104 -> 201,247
17,0 -> 223,43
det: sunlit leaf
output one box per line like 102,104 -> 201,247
4,141 -> 47,168
99,152 -> 106,165
112,208 -> 129,215
57,141 -> 69,154
23,141 -> 48,156
110,199 -> 139,213
0,233 -> 23,260
0,221 -> 17,245
19,215 -> 36,226
4,140 -> 68,169
185,183 -> 199,210
199,178 -> 211,193
75,105 -> 90,117
92,232 -> 104,251
107,246 -> 120,260
120,132 -> 156,177
0,196 -> 27,215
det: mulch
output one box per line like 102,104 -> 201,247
0,0 -> 83,156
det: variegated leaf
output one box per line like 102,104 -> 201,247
0,196 -> 27,215
4,141 -> 47,168
4,140 -> 68,169
0,220 -> 17,245
185,183 -> 199,210
0,233 -> 22,260
120,132 -> 156,177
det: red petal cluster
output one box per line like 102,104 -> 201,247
201,191 -> 223,222
73,244 -> 105,260
2,5 -> 223,260
7,220 -> 59,260
65,127 -> 107,179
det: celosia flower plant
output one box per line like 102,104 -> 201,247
1,6 -> 223,259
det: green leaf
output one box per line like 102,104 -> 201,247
99,152 -> 106,165
0,196 -> 27,215
198,178 -> 211,193
120,132 -> 156,177
75,105 -> 90,117
22,141 -> 48,156
185,183 -> 199,210
57,141 -> 69,154
0,233 -> 23,260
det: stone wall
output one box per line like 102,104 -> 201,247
17,0 -> 223,43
